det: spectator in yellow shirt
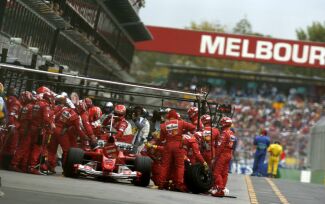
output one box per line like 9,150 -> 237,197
267,141 -> 283,178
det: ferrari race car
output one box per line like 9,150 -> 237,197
64,139 -> 152,187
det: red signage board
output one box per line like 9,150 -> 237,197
135,26 -> 325,68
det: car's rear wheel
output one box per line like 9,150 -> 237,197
133,156 -> 152,187
64,148 -> 84,178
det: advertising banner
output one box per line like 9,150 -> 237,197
136,26 -> 325,68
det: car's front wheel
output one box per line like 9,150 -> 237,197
64,147 -> 84,178
133,156 -> 152,187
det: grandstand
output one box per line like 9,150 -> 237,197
0,0 -> 151,100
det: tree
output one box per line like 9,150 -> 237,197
296,29 -> 307,41
292,21 -> 325,78
186,20 -> 226,33
233,17 -> 252,35
296,21 -> 325,42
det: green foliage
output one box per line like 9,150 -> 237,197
233,17 -> 252,34
289,21 -> 325,78
186,20 -> 226,32
296,28 -> 307,41
296,21 -> 325,42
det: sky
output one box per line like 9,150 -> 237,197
139,0 -> 325,40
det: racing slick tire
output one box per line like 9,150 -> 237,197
64,147 -> 84,178
185,163 -> 213,194
133,156 -> 152,187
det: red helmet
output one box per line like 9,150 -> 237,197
19,91 -> 33,104
166,109 -> 179,120
187,107 -> 198,119
83,98 -> 93,109
201,114 -> 211,125
36,86 -> 51,94
114,104 -> 126,116
89,106 -> 102,122
220,117 -> 232,128
76,101 -> 87,114
43,92 -> 55,104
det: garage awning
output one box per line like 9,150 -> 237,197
104,0 -> 152,42
22,0 -> 68,29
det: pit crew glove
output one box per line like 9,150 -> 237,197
145,142 -> 157,149
203,161 -> 209,172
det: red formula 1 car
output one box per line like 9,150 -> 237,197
64,138 -> 152,187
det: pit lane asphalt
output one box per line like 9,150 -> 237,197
249,176 -> 325,204
0,169 -> 250,204
1,169 -> 325,204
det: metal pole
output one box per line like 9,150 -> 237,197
197,98 -> 201,131
26,54 -> 38,91
0,48 -> 7,82
80,53 -> 91,98
1,48 -> 7,63
0,0 -> 6,31
49,28 -> 60,57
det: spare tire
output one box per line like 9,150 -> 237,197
133,156 -> 152,187
64,148 -> 84,178
185,163 -> 213,194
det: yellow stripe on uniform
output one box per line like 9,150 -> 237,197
265,178 -> 290,204
245,175 -> 259,204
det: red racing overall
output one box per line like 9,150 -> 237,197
10,102 -> 34,172
196,126 -> 219,166
158,119 -> 195,191
48,107 -> 86,169
29,99 -> 54,173
182,134 -> 205,165
1,96 -> 21,161
213,128 -> 235,193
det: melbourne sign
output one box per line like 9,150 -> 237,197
135,26 -> 325,68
